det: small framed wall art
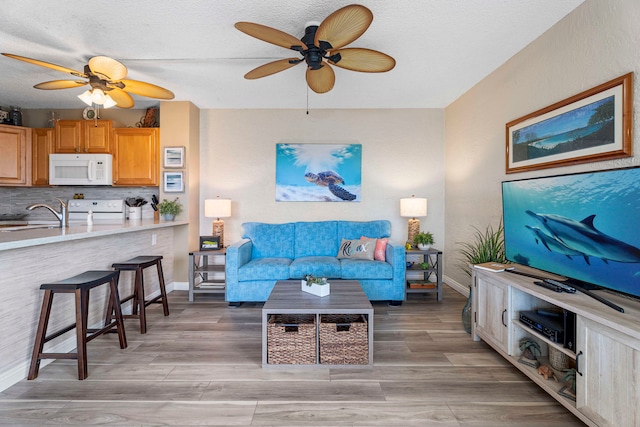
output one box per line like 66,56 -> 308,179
163,171 -> 184,193
199,236 -> 221,251
163,146 -> 185,168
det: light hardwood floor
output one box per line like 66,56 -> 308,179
0,285 -> 583,426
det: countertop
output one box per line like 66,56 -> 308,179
0,220 -> 188,252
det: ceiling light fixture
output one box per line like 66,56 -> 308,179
78,88 -> 117,109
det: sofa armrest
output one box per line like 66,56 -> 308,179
225,239 -> 253,287
385,242 -> 407,285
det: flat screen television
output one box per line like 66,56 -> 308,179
502,166 -> 640,303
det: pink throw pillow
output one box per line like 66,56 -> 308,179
361,236 -> 388,262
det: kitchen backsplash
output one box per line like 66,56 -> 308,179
0,187 -> 161,221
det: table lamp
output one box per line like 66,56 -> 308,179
204,197 -> 231,246
400,195 -> 427,245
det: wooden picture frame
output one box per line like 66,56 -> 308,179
163,146 -> 185,168
163,171 -> 184,192
199,236 -> 221,251
506,73 -> 633,173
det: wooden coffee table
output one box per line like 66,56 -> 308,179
261,280 -> 374,367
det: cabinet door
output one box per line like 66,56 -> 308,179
474,274 -> 511,354
54,120 -> 82,153
576,316 -> 640,427
112,128 -> 159,186
83,120 -> 111,153
0,125 -> 31,186
32,128 -> 53,186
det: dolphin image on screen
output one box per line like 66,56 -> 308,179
525,225 -> 590,264
526,210 -> 640,264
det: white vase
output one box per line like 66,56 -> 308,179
417,243 -> 431,250
301,280 -> 330,297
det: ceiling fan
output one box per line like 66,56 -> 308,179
1,53 -> 175,108
235,4 -> 395,94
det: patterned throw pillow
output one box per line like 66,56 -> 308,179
361,236 -> 388,262
337,238 -> 375,260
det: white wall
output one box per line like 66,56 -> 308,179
199,109 -> 445,248
444,0 -> 640,289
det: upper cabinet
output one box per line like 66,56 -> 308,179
32,128 -> 54,186
54,120 -> 111,153
112,127 -> 159,186
0,124 -> 31,186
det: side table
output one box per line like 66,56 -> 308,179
405,248 -> 443,301
188,248 -> 226,302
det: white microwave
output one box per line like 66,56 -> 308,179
49,153 -> 113,186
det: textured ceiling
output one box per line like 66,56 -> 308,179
0,0 -> 584,110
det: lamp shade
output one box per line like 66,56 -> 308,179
204,198 -> 231,218
400,196 -> 427,218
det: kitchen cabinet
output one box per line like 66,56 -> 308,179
32,128 -> 54,186
0,124 -> 31,186
112,127 -> 159,186
54,119 -> 111,153
472,268 -> 640,427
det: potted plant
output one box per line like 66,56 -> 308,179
458,219 -> 507,277
413,231 -> 434,250
157,197 -> 182,221
301,274 -> 330,297
518,337 -> 541,368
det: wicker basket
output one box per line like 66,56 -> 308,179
548,346 -> 572,371
267,314 -> 316,364
319,314 -> 368,365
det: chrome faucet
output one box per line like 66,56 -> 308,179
26,197 -> 69,228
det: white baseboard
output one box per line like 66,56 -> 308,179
443,274 -> 470,297
0,284 -> 177,392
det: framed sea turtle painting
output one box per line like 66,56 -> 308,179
275,143 -> 361,202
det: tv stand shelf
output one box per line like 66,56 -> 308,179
472,266 -> 640,427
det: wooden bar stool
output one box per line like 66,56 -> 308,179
28,270 -> 127,380
111,256 -> 169,334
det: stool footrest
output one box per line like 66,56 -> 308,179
44,323 -> 77,343
37,353 -> 79,360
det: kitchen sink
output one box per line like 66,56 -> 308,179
0,224 -> 60,232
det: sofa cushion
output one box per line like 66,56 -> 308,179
243,222 -> 295,259
238,258 -> 292,281
340,259 -> 393,280
361,236 -> 388,262
294,221 -> 339,257
337,238 -> 375,260
338,220 -> 391,240
290,256 -> 342,279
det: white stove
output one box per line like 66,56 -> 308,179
67,199 -> 126,224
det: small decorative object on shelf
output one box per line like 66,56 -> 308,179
157,197 -> 182,221
537,365 -> 558,381
559,368 -> 577,401
412,231 -> 434,250
518,337 -> 541,368
301,274 -> 330,297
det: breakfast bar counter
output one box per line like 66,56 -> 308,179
0,220 -> 188,391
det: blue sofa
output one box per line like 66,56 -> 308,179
225,220 -> 406,305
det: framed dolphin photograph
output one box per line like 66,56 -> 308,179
506,73 -> 632,173
275,143 -> 362,202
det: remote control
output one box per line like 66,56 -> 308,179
534,281 -> 562,292
544,278 -> 576,293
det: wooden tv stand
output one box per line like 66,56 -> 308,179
472,266 -> 640,427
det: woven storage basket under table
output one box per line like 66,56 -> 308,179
267,314 -> 316,364
319,314 -> 369,365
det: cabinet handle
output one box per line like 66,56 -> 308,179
501,309 -> 507,327
576,351 -> 583,376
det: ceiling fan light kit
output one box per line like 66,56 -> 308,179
235,4 -> 395,94
1,52 -> 174,108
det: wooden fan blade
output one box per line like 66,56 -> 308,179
34,80 -> 88,90
235,22 -> 306,50
1,53 -> 86,77
88,56 -> 127,80
118,79 -> 175,99
315,5 -> 373,50
306,63 -> 335,93
105,88 -> 135,108
329,48 -> 395,72
244,58 -> 301,79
